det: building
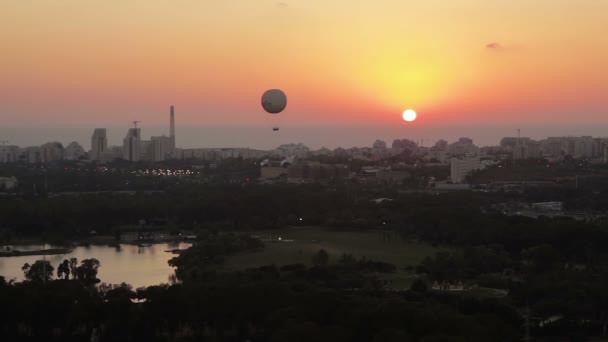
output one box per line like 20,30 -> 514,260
64,141 -> 86,160
150,136 -> 172,161
448,138 -> 478,156
0,177 -> 18,190
274,143 -> 309,158
513,140 -> 541,160
140,140 -> 153,161
425,149 -> 448,163
450,156 -> 481,183
434,139 -> 448,151
40,142 -> 64,163
539,136 -> 594,159
21,146 -> 42,164
90,128 -> 108,161
170,105 -> 176,157
123,128 -> 141,161
0,145 -> 20,163
99,146 -> 123,163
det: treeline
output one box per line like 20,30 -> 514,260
2,183 -> 608,239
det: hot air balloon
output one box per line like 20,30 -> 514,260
261,89 -> 287,114
261,89 -> 287,131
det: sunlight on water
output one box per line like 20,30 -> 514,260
0,243 -> 191,288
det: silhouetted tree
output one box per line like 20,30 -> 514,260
57,259 -> 70,279
75,258 -> 101,284
22,260 -> 54,282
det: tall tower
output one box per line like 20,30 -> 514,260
90,128 -> 108,161
170,105 -> 175,155
123,128 -> 141,162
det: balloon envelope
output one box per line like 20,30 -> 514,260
261,89 -> 287,114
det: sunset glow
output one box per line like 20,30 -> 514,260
0,0 -> 607,127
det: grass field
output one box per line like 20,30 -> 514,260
224,227 -> 448,288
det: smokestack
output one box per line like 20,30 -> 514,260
170,106 -> 175,138
170,105 -> 175,149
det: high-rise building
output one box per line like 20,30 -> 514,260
90,128 -> 108,161
170,105 -> 176,157
123,128 -> 141,161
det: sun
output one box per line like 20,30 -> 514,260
402,109 -> 417,122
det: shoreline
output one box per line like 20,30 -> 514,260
0,248 -> 73,258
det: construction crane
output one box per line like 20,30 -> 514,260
132,121 -> 141,128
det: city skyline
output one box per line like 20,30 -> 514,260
1,0 -> 607,128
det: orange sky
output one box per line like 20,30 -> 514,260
0,0 -> 607,127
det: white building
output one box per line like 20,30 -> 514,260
123,128 -> 141,161
64,142 -> 86,160
90,128 -> 108,161
450,156 -> 481,183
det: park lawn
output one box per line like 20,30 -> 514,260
223,226 -> 447,278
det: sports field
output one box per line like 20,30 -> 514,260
224,227 -> 447,287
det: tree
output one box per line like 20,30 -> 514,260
76,258 -> 101,284
312,249 -> 330,267
57,259 -> 70,279
22,260 -> 54,282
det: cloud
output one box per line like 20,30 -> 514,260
276,2 -> 288,8
486,42 -> 502,50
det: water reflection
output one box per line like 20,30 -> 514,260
0,242 -> 191,288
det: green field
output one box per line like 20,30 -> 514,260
224,227 -> 448,288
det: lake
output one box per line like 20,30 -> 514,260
0,242 -> 192,288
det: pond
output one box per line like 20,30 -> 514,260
0,242 -> 192,288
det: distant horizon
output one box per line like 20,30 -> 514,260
2,123 -> 608,151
